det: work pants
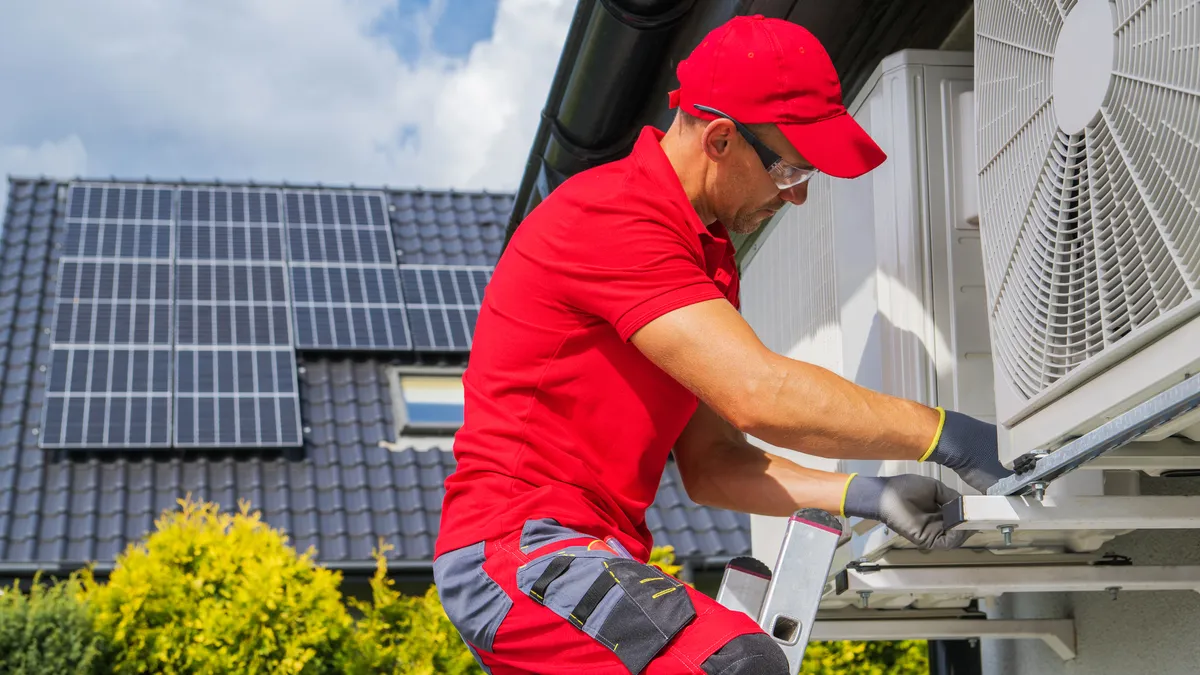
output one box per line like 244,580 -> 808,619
433,518 -> 791,674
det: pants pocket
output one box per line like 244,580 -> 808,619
516,544 -> 696,674
433,541 -> 513,653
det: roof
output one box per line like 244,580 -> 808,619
0,177 -> 750,575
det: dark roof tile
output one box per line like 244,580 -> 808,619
8,513 -> 38,549
342,464 -> 367,492
335,423 -> 361,447
99,486 -> 124,518
94,537 -> 125,563
347,531 -> 375,562
396,485 -> 422,513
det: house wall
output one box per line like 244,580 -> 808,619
980,474 -> 1200,675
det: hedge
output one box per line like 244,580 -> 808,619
0,497 -> 927,674
0,573 -> 110,675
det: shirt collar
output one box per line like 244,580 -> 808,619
630,125 -> 730,245
629,125 -> 739,292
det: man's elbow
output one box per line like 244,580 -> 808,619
678,467 -> 719,507
674,452 -> 720,507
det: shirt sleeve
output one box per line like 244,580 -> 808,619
549,217 -> 727,341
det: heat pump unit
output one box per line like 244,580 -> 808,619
740,50 -> 991,568
975,0 -> 1200,467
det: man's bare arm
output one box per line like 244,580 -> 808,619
672,399 -> 849,517
673,400 -> 972,549
630,298 -> 941,462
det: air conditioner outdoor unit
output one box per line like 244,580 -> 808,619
975,0 -> 1200,469
740,47 -> 1133,586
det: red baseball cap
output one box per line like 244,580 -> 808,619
668,15 -> 886,179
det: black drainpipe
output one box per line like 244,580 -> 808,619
505,0 -> 697,246
928,639 -> 983,675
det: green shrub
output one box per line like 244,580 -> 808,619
0,573 -> 110,675
83,496 -> 356,674
648,544 -> 685,580
801,639 -> 929,675
347,542 -> 482,675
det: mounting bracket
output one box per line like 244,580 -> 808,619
835,564 -> 1200,598
810,618 -> 1078,660
943,495 -> 1200,532
988,372 -> 1200,497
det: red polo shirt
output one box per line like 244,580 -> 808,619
435,126 -> 741,563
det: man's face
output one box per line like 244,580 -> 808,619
705,121 -> 813,235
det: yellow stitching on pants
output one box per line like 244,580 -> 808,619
652,587 -> 678,599
640,577 -> 665,584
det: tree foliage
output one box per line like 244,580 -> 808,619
0,573 -> 110,675
83,496 -> 357,674
346,542 -> 482,675
802,639 -> 929,674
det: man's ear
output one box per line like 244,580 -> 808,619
700,119 -> 736,162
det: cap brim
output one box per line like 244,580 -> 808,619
778,112 -> 886,179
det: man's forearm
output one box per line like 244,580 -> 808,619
631,300 -> 944,464
680,438 -> 852,518
741,355 -> 943,462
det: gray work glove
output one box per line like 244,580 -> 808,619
923,408 -> 1015,494
842,474 -> 970,550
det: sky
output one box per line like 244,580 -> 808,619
0,0 -> 577,215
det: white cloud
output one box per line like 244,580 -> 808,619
0,0 -> 575,212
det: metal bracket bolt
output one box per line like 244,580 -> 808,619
1107,586 -> 1121,601
858,590 -> 872,609
848,560 -> 881,575
998,525 -> 1016,547
1031,482 -> 1048,502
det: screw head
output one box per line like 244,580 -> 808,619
998,525 -> 1015,547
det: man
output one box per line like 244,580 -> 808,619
433,15 -> 1012,675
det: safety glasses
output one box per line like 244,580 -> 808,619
694,104 -> 818,190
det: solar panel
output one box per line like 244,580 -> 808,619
399,265 -> 491,351
40,182 -> 493,449
41,184 -> 176,448
284,190 -> 412,350
173,187 -> 301,448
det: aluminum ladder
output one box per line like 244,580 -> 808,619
714,508 -> 843,672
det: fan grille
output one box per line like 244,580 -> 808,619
978,0 -> 1200,401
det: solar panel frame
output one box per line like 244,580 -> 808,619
284,189 -> 413,351
41,183 -> 176,449
398,264 -> 491,352
173,186 -> 302,449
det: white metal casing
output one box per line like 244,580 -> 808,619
743,50 -> 1003,568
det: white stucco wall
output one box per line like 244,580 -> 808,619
981,475 -> 1200,675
